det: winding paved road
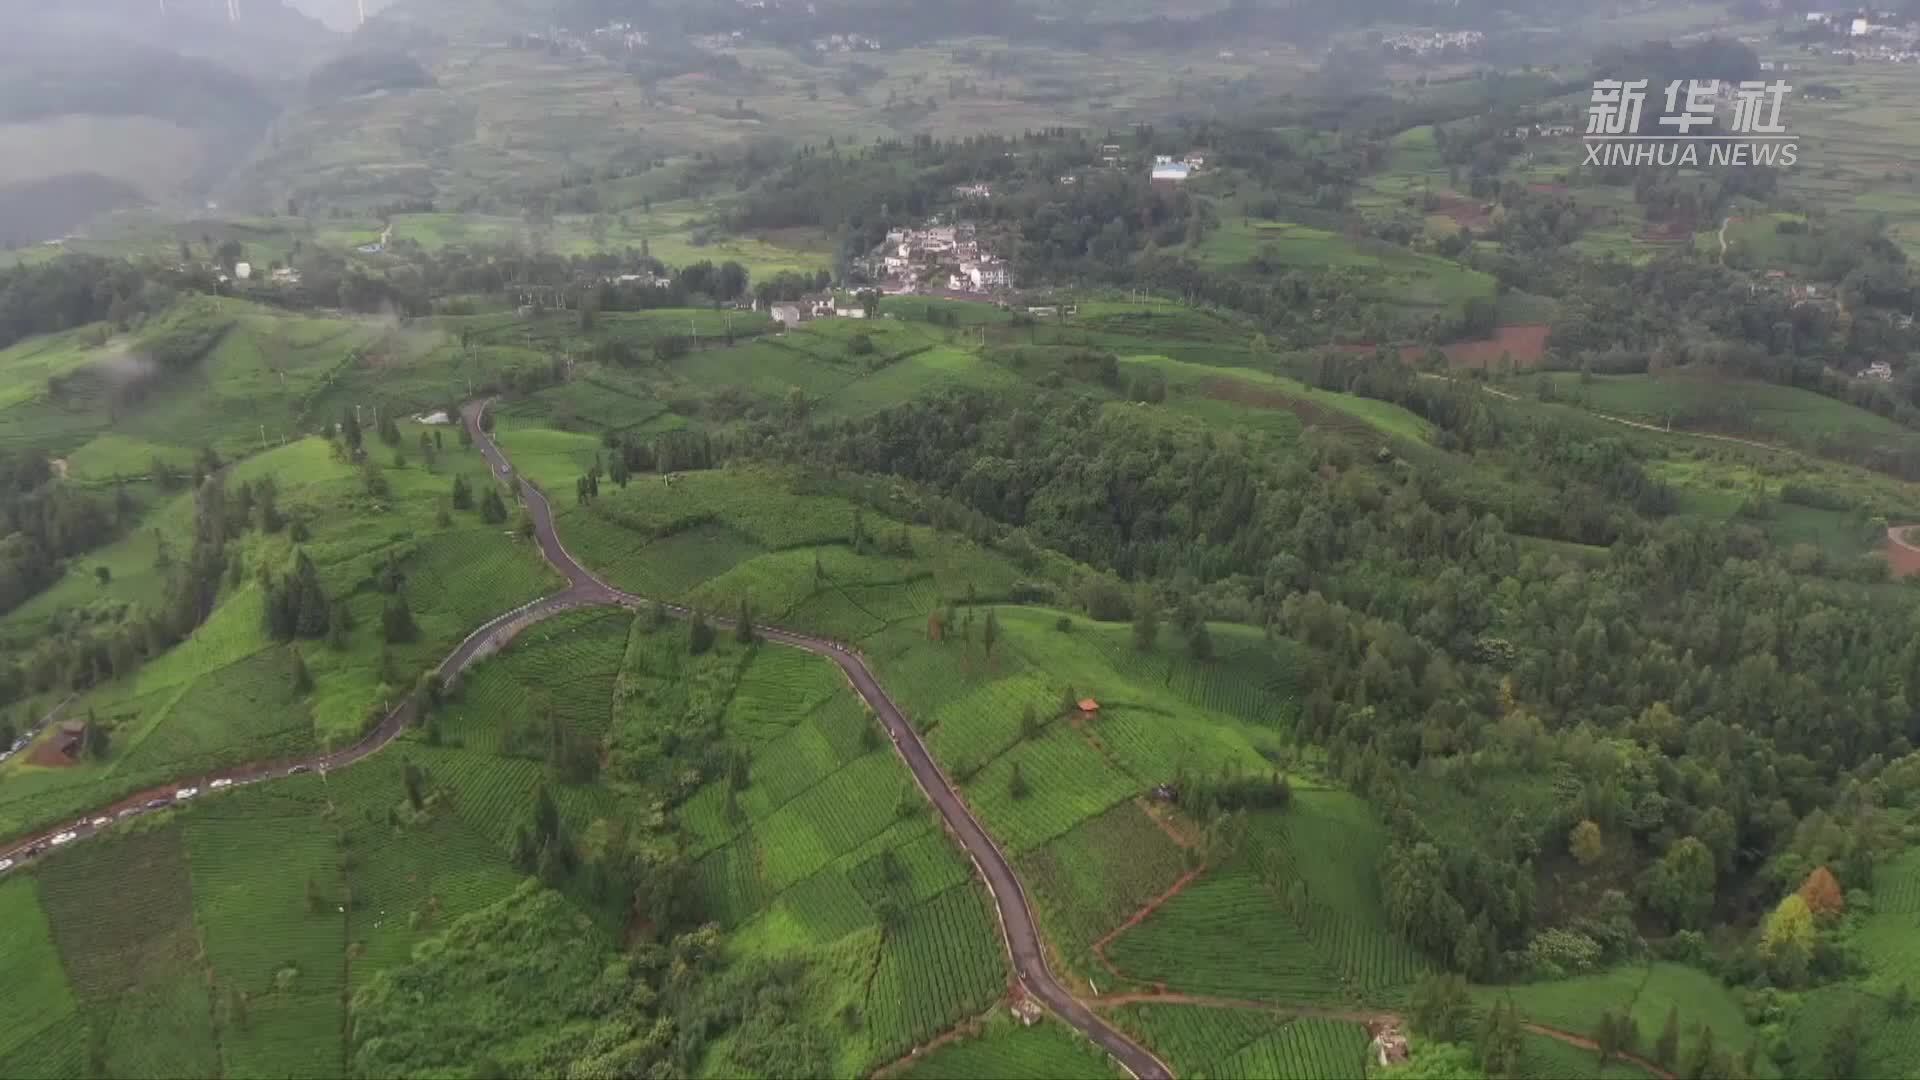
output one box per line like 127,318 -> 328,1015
1,401 -> 1173,1080
469,402 -> 1174,1080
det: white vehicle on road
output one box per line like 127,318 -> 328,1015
50,831 -> 76,846
0,858 -> 12,872
209,778 -> 233,789
90,817 -> 109,828
176,787 -> 199,800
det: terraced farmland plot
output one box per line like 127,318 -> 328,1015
865,885 -> 1008,1061
1207,1018 -> 1370,1079
1087,625 -> 1302,727
755,751 -> 904,891
811,694 -> 879,764
589,466 -> 857,549
690,836 -> 771,928
412,746 -> 549,850
35,824 -> 221,1078
441,661 -> 532,753
864,623 -> 981,722
36,824 -> 198,999
1109,1003 -> 1283,1076
0,1021 -> 86,1079
1093,706 -> 1271,784
183,796 -> 347,1080
599,522 -> 768,598
727,646 -> 847,741
686,547 -> 835,619
900,1016 -> 1121,1079
115,645 -> 316,779
924,671 -> 1059,772
1018,800 -> 1190,954
1104,868 -> 1341,1001
668,339 -> 857,399
743,722 -> 843,811
814,347 -> 1021,421
849,825 -> 973,906
400,526 -> 559,630
0,878 -> 78,1067
782,585 -> 891,640
774,866 -> 874,945
963,724 -> 1140,853
1245,797 -> 1426,995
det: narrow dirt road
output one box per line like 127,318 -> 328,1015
467,402 -> 1174,1079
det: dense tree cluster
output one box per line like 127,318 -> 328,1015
734,382 -> 1920,977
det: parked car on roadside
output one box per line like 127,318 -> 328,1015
50,831 -> 75,846
175,787 -> 199,800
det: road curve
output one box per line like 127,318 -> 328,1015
2,402 -> 1174,1079
466,401 -> 1174,1079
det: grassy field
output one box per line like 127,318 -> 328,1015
1185,217 -> 1497,313
1534,371 -> 1910,446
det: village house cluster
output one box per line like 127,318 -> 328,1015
811,33 -> 880,52
1800,9 -> 1920,61
859,221 -> 1013,296
1379,29 -> 1485,57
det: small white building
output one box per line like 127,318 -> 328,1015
1852,16 -> 1872,34
964,262 -> 1010,289
770,304 -> 803,329
1150,161 -> 1192,183
234,261 -> 252,280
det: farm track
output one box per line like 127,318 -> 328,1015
1081,995 -> 1668,1079
1421,373 -> 1790,451
0,400 -> 1175,1080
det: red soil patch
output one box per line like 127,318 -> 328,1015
1428,323 -> 1551,369
1884,526 -> 1920,578
1634,220 -> 1694,243
1429,193 -> 1493,230
26,739 -> 79,769
1332,324 -> 1552,370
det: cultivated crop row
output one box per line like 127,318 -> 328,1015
866,886 -> 1006,1062
1018,801 -> 1188,952
1109,1003 -> 1280,1077
1105,870 -> 1342,1001
1207,1018 -> 1370,1080
965,725 -> 1139,854
778,866 -> 874,945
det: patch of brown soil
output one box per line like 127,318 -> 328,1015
1429,193 -> 1493,230
1884,525 -> 1920,578
1332,324 -> 1553,370
1430,323 -> 1551,369
26,739 -> 79,768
